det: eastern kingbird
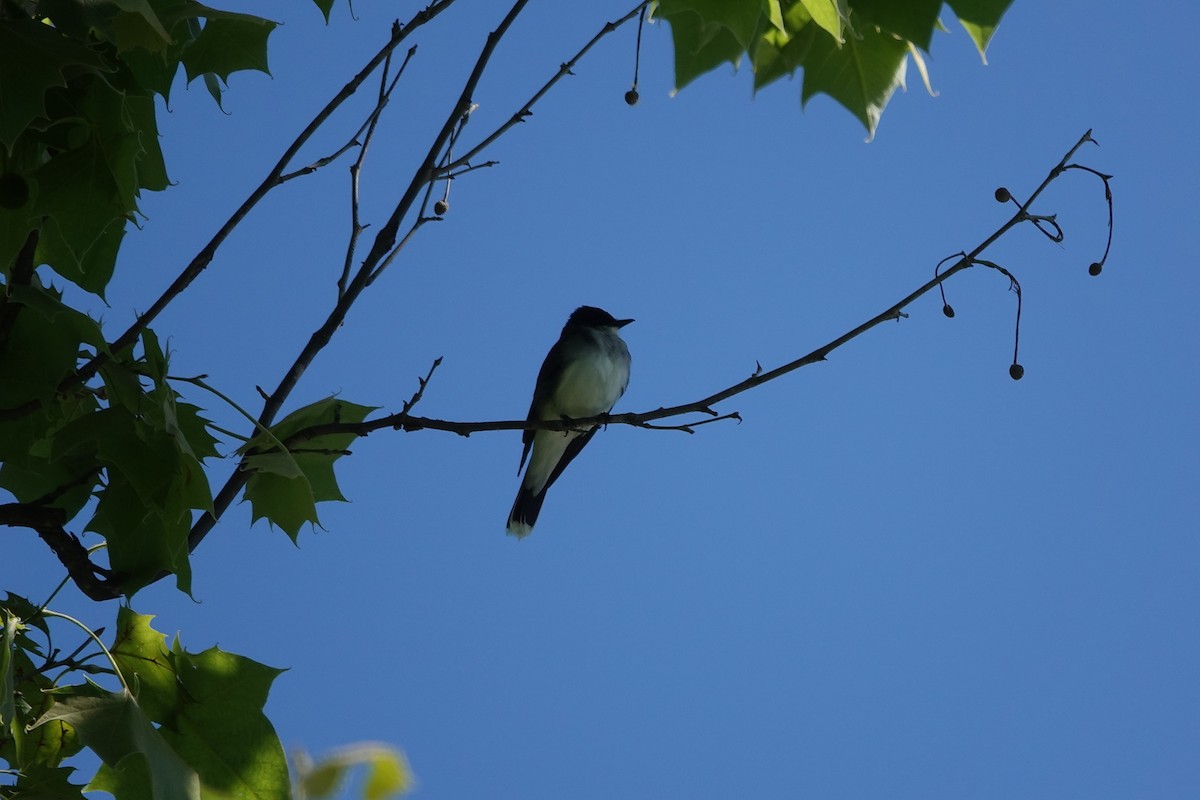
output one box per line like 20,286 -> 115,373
507,306 -> 633,537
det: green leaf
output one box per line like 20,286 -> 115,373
666,0 -> 763,48
2,764 -> 88,800
244,451 -> 305,480
54,408 -> 177,502
126,92 -> 171,192
36,218 -> 126,297
799,0 -> 845,42
174,402 -> 222,461
244,467 -> 319,539
0,394 -> 101,519
312,0 -> 336,23
0,288 -> 88,408
850,0 -> 941,51
799,21 -> 909,138
31,139 -> 128,296
94,620 -> 289,800
362,747 -> 412,800
35,682 -> 201,800
947,0 -> 1014,60
181,14 -> 279,85
7,283 -> 108,353
162,645 -> 289,799
88,470 -> 194,596
0,18 -> 112,152
302,744 -> 413,800
659,7 -> 745,91
48,402 -> 208,593
108,0 -> 173,50
664,0 -> 1014,134
110,609 -> 179,724
243,398 -> 375,540
0,596 -> 82,773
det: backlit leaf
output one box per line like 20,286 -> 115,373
36,682 -> 200,800
243,398 -> 375,540
947,0 -> 1014,59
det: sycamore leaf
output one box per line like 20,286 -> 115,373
245,467 -> 319,539
0,292 -> 86,408
850,0 -> 941,51
36,218 -> 126,298
54,408 -> 177,501
126,93 -> 171,192
164,645 -> 290,799
108,0 -> 173,49
947,0 -> 1014,60
242,398 -> 375,540
0,18 -> 112,151
662,0 -> 764,48
799,0 -> 845,42
3,764 -> 87,800
174,402 -> 222,461
51,404 -> 207,593
0,395 -> 101,519
8,283 -> 107,353
302,743 -> 413,800
88,473 -> 194,597
94,622 -> 289,800
312,0 -> 337,23
800,22 -> 909,138
181,14 -> 278,85
110,609 -> 179,724
31,140 -> 128,296
667,0 -> 1014,135
659,7 -> 745,91
244,451 -> 305,480
35,682 -> 201,800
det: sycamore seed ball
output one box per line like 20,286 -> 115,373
1009,363 -> 1025,381
624,89 -> 639,106
994,187 -> 1012,203
434,199 -> 449,215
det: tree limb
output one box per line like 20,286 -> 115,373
276,130 -> 1111,446
52,0 -> 458,400
188,0 -> 535,552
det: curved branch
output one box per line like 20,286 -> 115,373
444,0 -> 650,173
64,0 -> 459,394
277,130 -> 1109,446
188,0 -> 533,553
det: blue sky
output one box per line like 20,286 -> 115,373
5,1 -> 1199,797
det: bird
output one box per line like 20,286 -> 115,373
507,305 -> 633,537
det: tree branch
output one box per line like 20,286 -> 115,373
444,0 -> 650,173
60,0 -> 458,395
187,0 -> 534,553
276,130 -> 1110,446
2,502 -> 120,601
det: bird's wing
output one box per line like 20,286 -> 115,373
519,335 -> 569,472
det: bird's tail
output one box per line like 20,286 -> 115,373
507,484 -> 547,538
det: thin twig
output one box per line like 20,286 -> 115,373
188,0 -> 534,553
444,0 -> 650,173
44,1 -> 459,404
339,41 -> 419,299
277,131 -> 1108,447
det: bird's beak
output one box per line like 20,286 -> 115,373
615,318 -> 635,328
